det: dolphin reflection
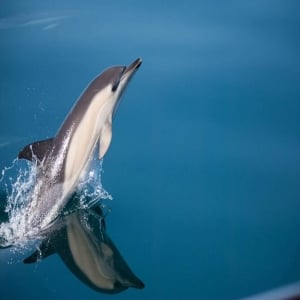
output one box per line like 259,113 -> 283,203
24,206 -> 145,294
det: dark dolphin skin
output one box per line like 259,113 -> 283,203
23,204 -> 145,294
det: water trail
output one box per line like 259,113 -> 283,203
0,156 -> 112,251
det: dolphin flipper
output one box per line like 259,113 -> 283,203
99,121 -> 112,159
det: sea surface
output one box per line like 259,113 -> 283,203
0,1 -> 300,299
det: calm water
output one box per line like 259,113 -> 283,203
1,1 -> 300,299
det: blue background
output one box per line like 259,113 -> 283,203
0,1 -> 300,299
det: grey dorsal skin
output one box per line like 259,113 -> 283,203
18,58 -> 142,230
23,206 -> 145,294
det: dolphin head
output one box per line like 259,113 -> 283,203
95,58 -> 142,116
90,58 -> 142,98
76,58 -> 142,159
111,58 -> 142,93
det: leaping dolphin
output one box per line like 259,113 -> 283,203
23,205 -> 145,293
18,58 -> 142,231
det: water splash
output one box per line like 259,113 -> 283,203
0,156 -> 112,251
0,159 -> 37,249
77,159 -> 113,209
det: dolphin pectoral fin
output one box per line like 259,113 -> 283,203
23,237 -> 56,264
98,122 -> 112,160
18,138 -> 54,162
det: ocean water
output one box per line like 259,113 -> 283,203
0,1 -> 300,299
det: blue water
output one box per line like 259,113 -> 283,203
1,1 -> 300,299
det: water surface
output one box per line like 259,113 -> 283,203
0,1 -> 300,299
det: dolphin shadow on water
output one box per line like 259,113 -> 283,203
0,190 -> 144,293
24,202 -> 145,294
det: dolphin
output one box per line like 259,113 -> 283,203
23,205 -> 145,293
18,58 -> 142,231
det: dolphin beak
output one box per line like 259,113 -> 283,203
123,58 -> 142,78
116,58 -> 142,91
112,58 -> 142,115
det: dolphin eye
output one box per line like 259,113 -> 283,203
112,81 -> 119,92
112,67 -> 125,92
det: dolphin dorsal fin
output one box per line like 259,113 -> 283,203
98,121 -> 112,160
18,138 -> 54,162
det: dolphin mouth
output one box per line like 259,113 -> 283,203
112,58 -> 142,92
123,58 -> 142,77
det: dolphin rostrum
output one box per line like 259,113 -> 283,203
18,58 -> 142,231
23,205 -> 145,293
